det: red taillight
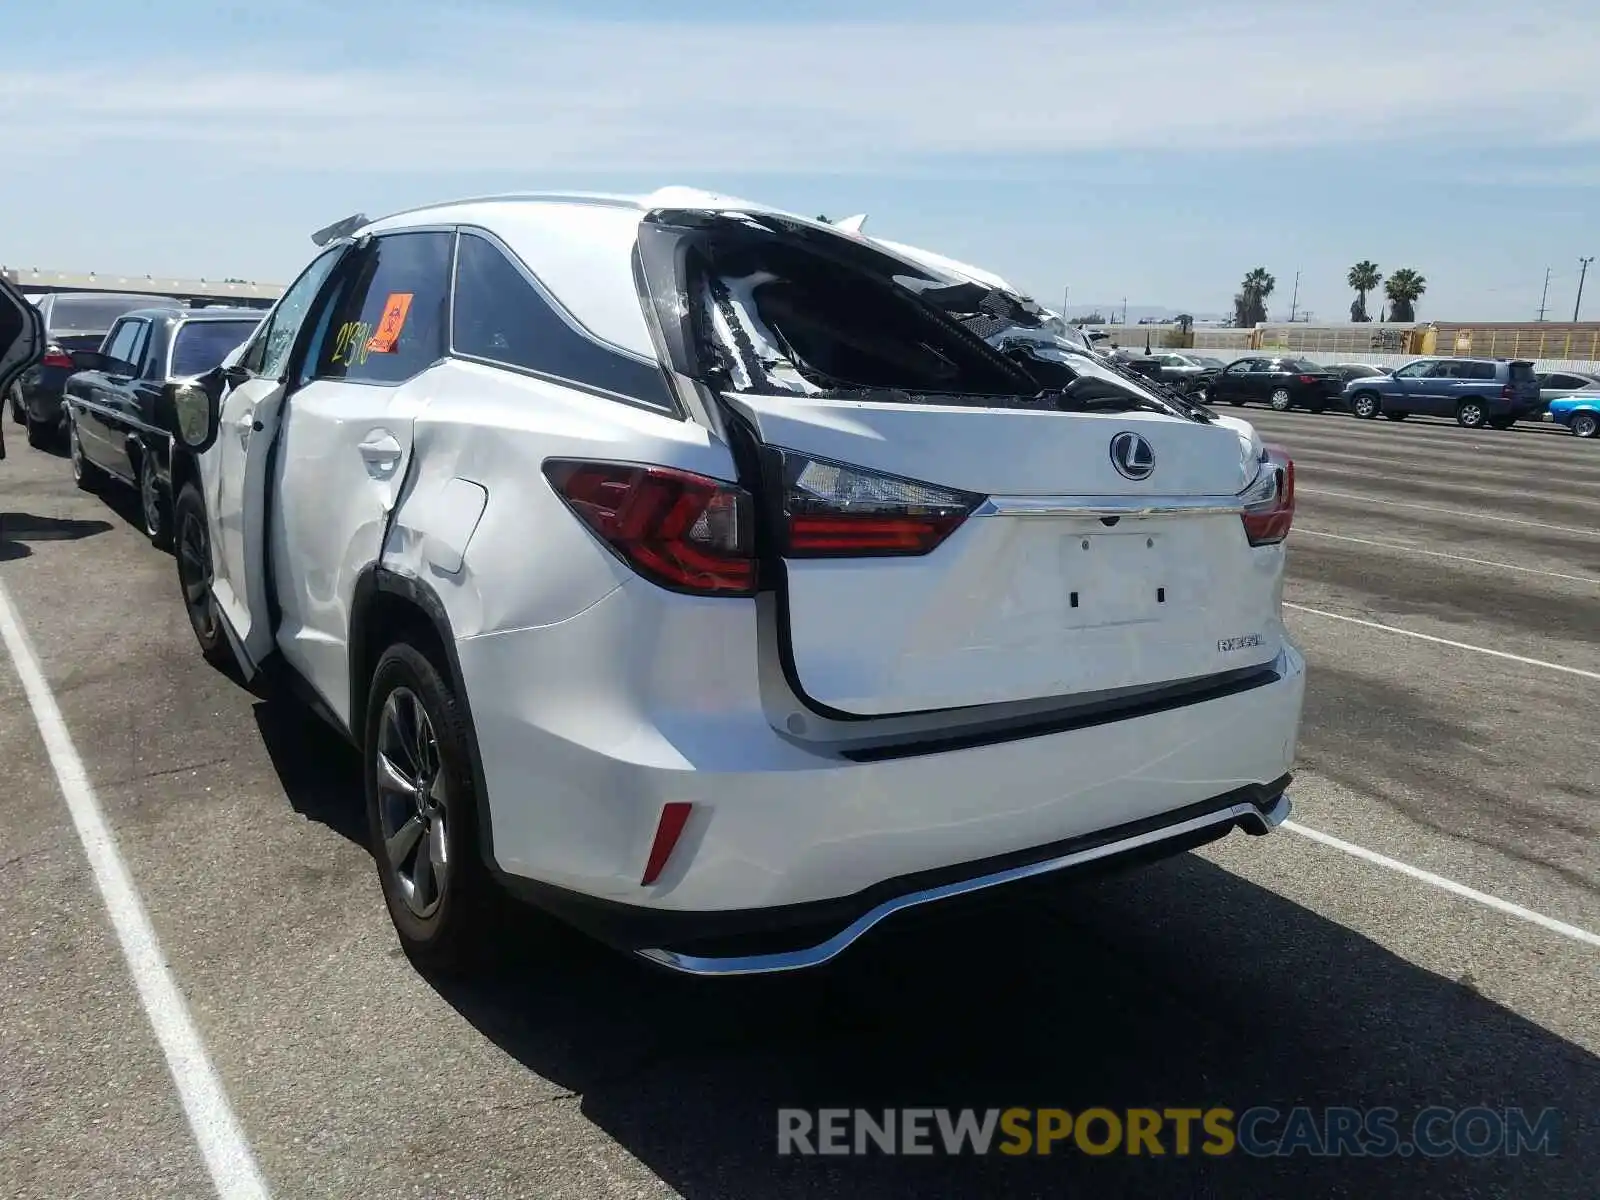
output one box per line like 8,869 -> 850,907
42,344 -> 73,369
778,451 -> 983,557
543,460 -> 756,595
1298,374 -> 1317,385
1241,445 -> 1294,546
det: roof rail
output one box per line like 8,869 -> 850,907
363,191 -> 650,229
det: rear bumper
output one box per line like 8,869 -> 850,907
457,580 -> 1307,959
518,780 -> 1292,975
18,369 -> 69,425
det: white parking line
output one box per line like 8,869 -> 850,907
1284,603 -> 1600,682
1295,528 -> 1600,584
0,581 -> 271,1200
1296,487 -> 1600,538
1284,822 -> 1600,949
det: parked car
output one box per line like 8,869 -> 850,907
1535,370 -> 1600,407
63,306 -> 261,548
164,190 -> 1304,976
1199,356 -> 1345,412
1545,393 -> 1600,438
1345,357 -> 1541,428
9,291 -> 174,447
1324,363 -> 1390,386
1143,352 -> 1223,393
0,279 -> 46,461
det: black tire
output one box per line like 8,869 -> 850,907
364,642 -> 493,973
134,447 -> 174,551
1382,410 -> 1408,422
25,411 -> 52,450
1455,401 -> 1487,429
174,482 -> 238,674
1351,392 -> 1381,419
1571,412 -> 1598,438
68,416 -> 108,491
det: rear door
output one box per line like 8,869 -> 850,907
269,230 -> 453,718
639,217 -> 1286,716
0,277 -> 44,459
208,245 -> 350,675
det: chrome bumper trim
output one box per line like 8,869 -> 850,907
636,792 -> 1292,977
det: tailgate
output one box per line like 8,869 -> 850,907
731,394 -> 1286,716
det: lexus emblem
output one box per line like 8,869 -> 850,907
1109,431 -> 1155,481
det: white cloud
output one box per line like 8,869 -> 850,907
2,3 -> 1598,174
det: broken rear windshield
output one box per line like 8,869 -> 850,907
634,211 -> 1197,419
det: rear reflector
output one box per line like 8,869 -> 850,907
641,802 -> 693,886
776,450 -> 984,557
1241,445 -> 1294,546
543,459 -> 756,595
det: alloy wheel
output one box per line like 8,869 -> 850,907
140,459 -> 162,536
376,687 -> 450,920
1573,412 -> 1598,438
177,509 -> 212,619
1459,403 -> 1484,428
68,422 -> 84,481
1270,389 -> 1292,411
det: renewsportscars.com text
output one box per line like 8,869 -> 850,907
777,1106 -> 1561,1158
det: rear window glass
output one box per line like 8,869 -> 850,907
46,296 -> 164,333
170,320 -> 257,377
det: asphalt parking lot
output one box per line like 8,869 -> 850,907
1,406 -> 1596,1199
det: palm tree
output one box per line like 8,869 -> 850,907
1384,268 -> 1427,322
1233,268 -> 1276,327
1347,261 -> 1381,322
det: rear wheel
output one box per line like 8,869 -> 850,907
174,482 -> 237,674
24,411 -> 52,450
1456,401 -> 1487,429
1269,388 -> 1293,412
68,416 -> 108,491
365,643 -> 492,973
1351,392 -> 1380,419
135,447 -> 174,551
1571,412 -> 1599,438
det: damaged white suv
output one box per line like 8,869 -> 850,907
168,188 -> 1304,974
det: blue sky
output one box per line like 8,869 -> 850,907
3,0 -> 1599,322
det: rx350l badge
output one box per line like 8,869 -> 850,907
1109,431 -> 1155,481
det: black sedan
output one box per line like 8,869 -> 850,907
9,291 -> 172,447
63,306 -> 260,548
1198,356 -> 1346,412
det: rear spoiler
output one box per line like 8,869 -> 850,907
310,213 -> 369,247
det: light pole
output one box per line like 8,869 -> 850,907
1576,257 -> 1594,323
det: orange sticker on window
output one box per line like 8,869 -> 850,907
366,292 -> 414,354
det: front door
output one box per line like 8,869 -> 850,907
269,230 -> 454,723
208,244 -> 349,675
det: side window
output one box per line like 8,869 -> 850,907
1469,362 -> 1497,381
1393,361 -> 1430,379
450,231 -> 674,409
103,319 -> 142,366
311,231 -> 453,385
242,246 -> 347,380
1546,373 -> 1582,389
125,320 -> 153,374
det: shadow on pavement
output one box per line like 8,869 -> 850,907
246,695 -> 1596,1197
0,511 -> 113,561
423,855 -> 1596,1199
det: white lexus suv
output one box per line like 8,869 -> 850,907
166,188 -> 1305,975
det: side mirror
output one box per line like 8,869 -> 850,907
163,365 -> 224,454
